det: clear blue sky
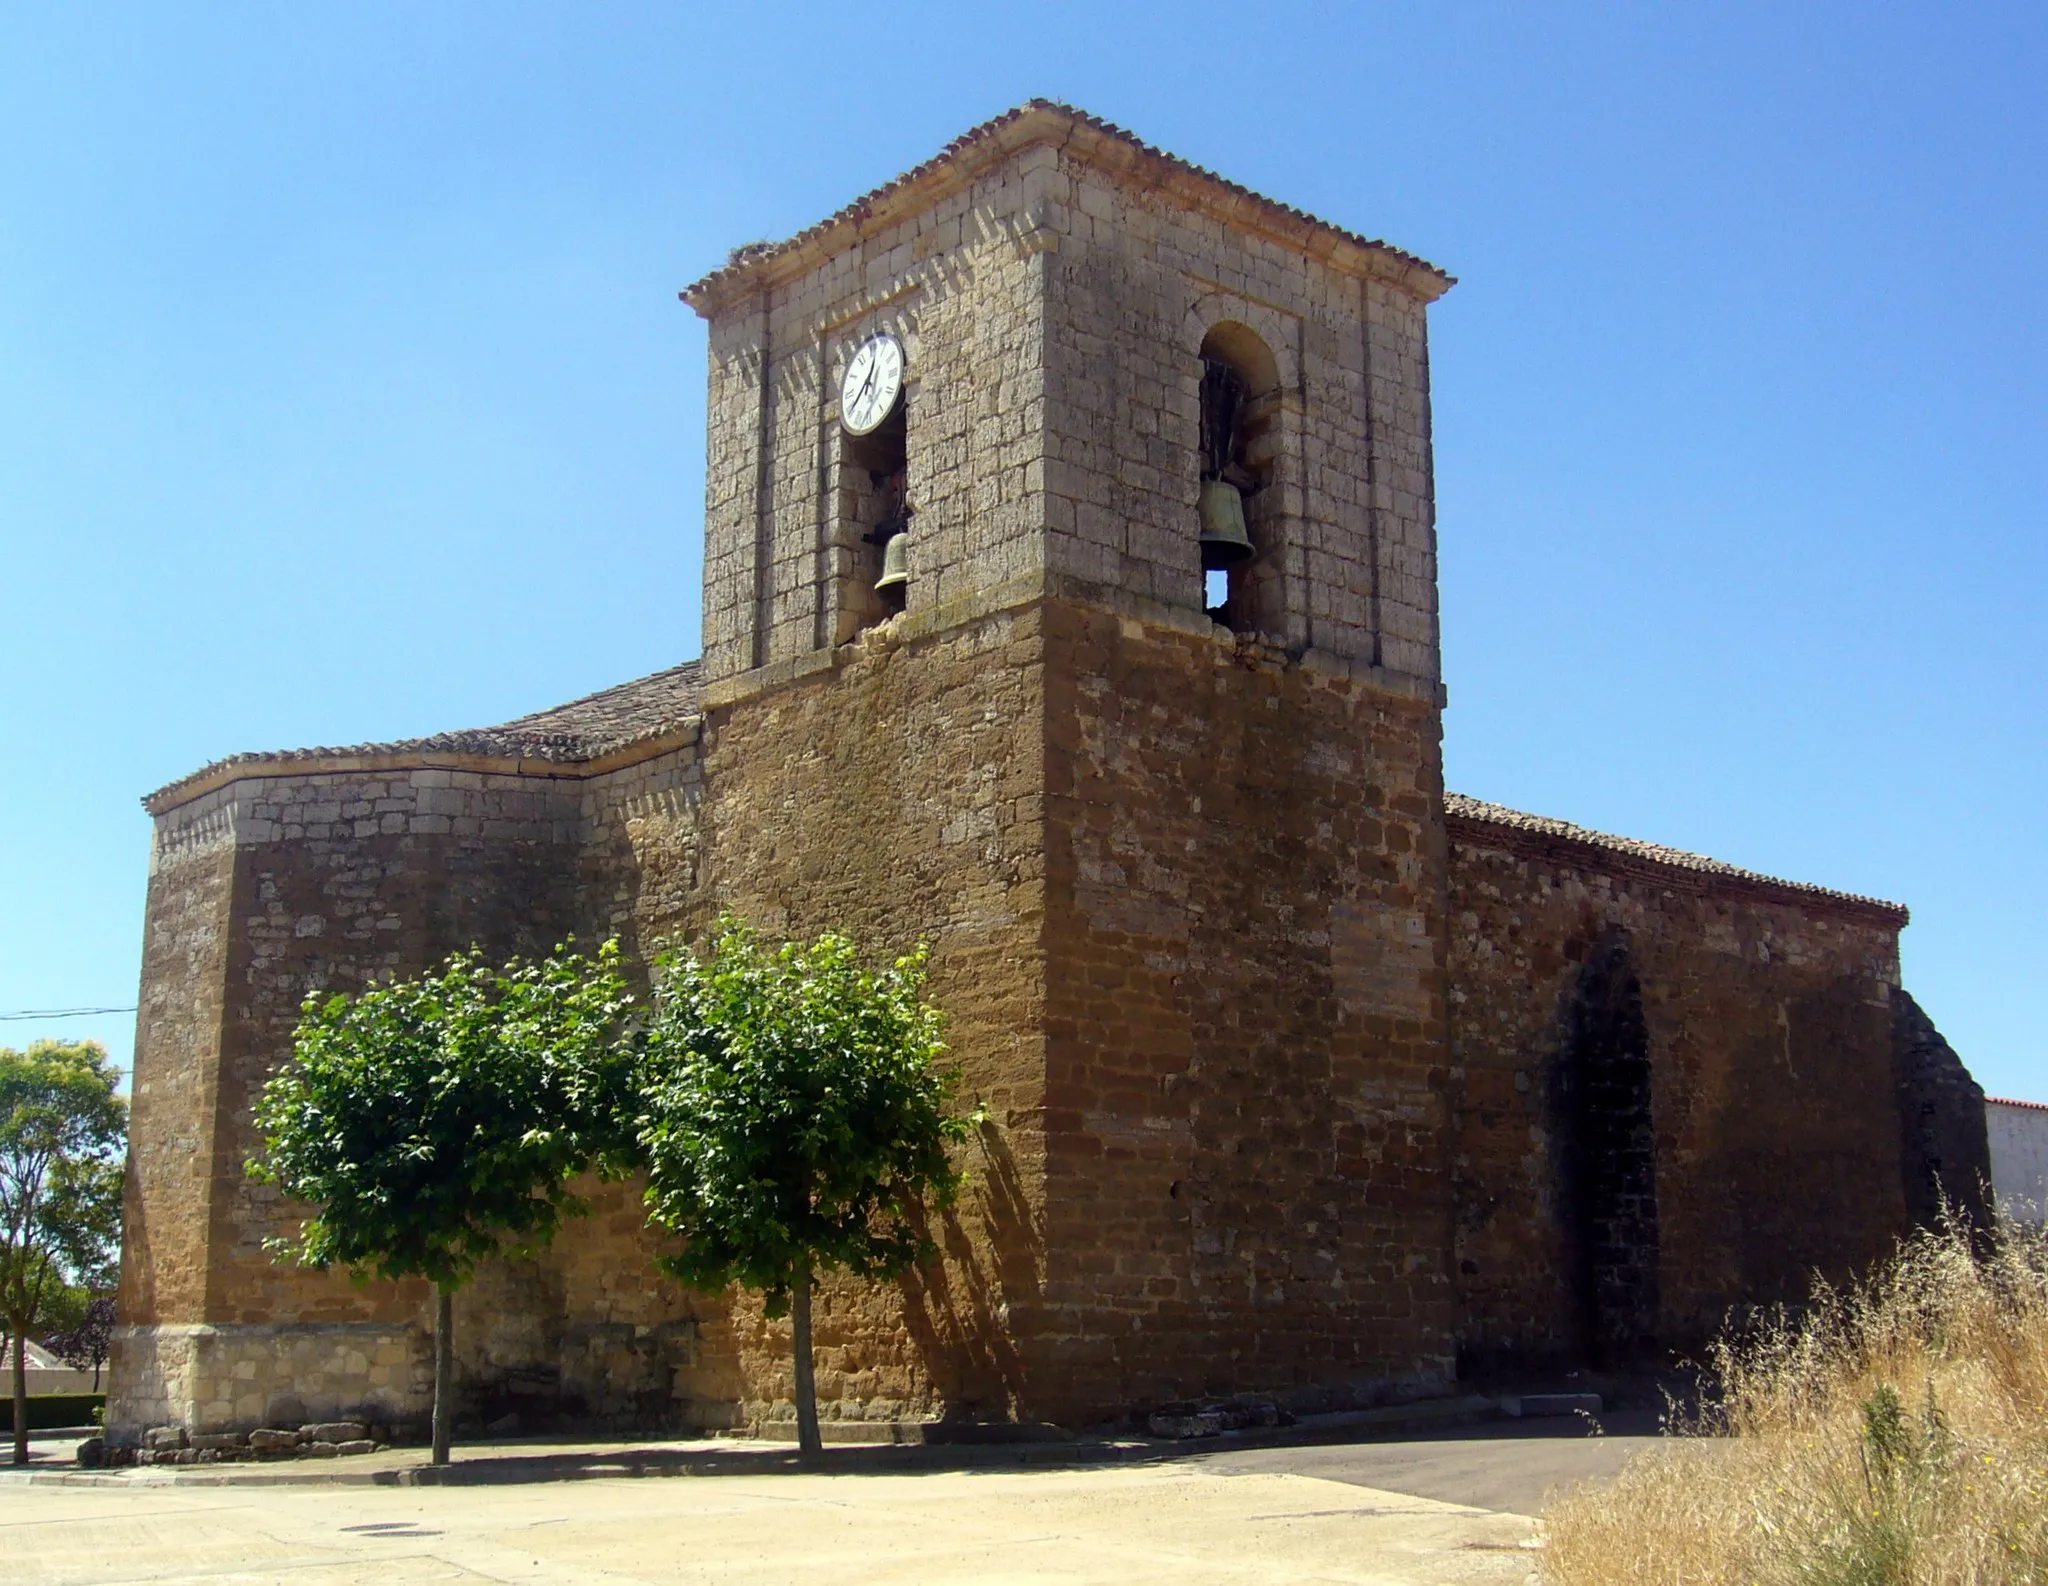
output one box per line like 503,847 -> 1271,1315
3,4 -> 2042,1100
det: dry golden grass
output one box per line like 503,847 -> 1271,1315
1540,1217 -> 2048,1584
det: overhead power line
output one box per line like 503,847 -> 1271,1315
0,1006 -> 138,1021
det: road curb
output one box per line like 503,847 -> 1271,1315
0,1394 -> 1523,1489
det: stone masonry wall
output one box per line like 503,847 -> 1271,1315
699,145 -> 1059,684
682,608 -> 1052,1428
109,1322 -> 428,1437
201,766 -> 587,1330
1445,815 -> 1911,1370
116,630 -> 1064,1440
1036,602 -> 1457,1419
122,791 -> 239,1331
115,758 -> 722,1438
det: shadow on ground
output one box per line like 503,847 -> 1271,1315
353,1403 -> 1672,1513
21,1400 -> 1682,1516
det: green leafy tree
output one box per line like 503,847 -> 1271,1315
633,917 -> 974,1456
1,1039 -> 126,1465
249,940 -> 632,1464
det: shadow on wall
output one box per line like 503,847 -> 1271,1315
898,1119 -> 1042,1423
1892,988 -> 1993,1231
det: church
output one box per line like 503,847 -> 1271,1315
111,103 -> 1988,1442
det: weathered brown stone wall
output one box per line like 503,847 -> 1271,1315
681,607 -> 1052,1426
205,768 -> 587,1330
1446,816 -> 1912,1370
1036,603 -> 1457,1419
114,619 -> 1061,1441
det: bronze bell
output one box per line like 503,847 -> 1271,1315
1198,479 -> 1254,569
875,529 -> 909,596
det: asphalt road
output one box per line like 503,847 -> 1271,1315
1184,1408 -> 1666,1515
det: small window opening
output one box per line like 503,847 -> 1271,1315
1197,341 -> 1265,630
844,398 -> 910,628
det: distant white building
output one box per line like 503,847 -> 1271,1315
1987,1097 -> 2048,1223
2,1338 -> 98,1395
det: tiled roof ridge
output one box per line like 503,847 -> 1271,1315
1445,792 -> 1908,921
488,659 -> 703,737
680,99 -> 1452,309
1989,1096 -> 2048,1113
145,660 -> 703,812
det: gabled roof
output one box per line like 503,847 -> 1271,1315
144,662 -> 702,814
680,100 -> 1454,316
1446,792 -> 1909,924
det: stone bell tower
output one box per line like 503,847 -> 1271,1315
683,102 -> 1461,1420
687,103 -> 1448,692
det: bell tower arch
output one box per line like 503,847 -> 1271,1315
1193,318 -> 1282,632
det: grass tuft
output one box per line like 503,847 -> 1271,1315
1541,1214 -> 2048,1584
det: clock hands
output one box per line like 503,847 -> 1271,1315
842,335 -> 900,432
849,350 -> 879,422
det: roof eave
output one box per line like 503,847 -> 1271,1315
142,719 -> 704,818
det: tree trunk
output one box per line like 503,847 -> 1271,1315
432,1285 -> 453,1467
11,1325 -> 27,1467
791,1264 -> 821,1458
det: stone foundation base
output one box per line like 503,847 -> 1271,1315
108,1323 -> 430,1443
106,1318 -> 737,1444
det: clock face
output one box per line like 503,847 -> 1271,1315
840,333 -> 905,435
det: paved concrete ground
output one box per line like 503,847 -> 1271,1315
0,1415 -> 1663,1584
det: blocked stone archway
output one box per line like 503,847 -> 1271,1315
1552,933 -> 1662,1366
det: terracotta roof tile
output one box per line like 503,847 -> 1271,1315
145,661 -> 702,809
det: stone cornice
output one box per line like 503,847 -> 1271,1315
143,723 -> 703,819
698,572 -> 1447,715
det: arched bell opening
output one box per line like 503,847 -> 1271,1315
833,395 -> 911,637
1196,323 -> 1278,632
